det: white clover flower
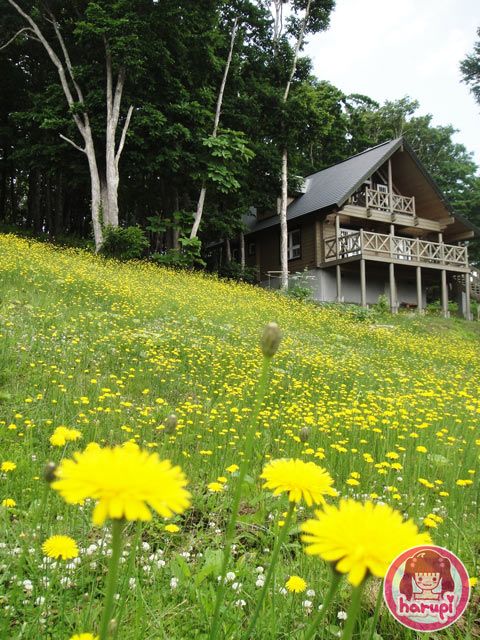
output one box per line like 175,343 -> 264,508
170,577 -> 179,589
337,610 -> 347,620
306,589 -> 316,597
235,599 -> 246,608
231,582 -> 242,591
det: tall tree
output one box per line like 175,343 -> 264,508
3,1 -> 148,249
460,26 -> 480,106
272,0 -> 335,290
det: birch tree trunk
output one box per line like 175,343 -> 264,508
190,18 -> 239,239
279,149 -> 289,289
239,231 -> 245,269
6,0 -> 133,251
275,0 -> 312,290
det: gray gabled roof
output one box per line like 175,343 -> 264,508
247,138 -> 403,233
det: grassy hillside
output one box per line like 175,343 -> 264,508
0,233 -> 478,639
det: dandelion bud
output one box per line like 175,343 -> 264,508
164,414 -> 178,434
299,427 -> 310,443
44,462 -> 57,484
260,322 -> 282,358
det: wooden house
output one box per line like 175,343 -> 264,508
243,137 -> 480,317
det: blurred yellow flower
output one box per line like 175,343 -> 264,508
165,524 -> 180,533
49,426 -> 83,447
52,443 -> 190,526
42,535 -> 79,560
1,498 -> 16,508
207,481 -> 224,493
1,461 -> 16,472
301,499 -> 431,586
226,464 -> 239,473
69,634 -> 99,640
260,459 -> 336,506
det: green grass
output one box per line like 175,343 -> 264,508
0,233 -> 478,639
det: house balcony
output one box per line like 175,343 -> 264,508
323,229 -> 469,272
350,188 -> 416,216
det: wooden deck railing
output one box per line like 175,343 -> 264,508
324,229 -> 468,268
356,188 -> 416,215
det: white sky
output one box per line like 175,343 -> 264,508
304,0 -> 480,168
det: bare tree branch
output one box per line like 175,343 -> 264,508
0,27 -> 32,51
115,105 -> 133,165
59,133 -> 86,154
6,0 -> 86,137
47,9 -> 85,104
112,67 -> 126,131
105,36 -> 113,122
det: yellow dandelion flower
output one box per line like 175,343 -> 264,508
69,634 -> 99,640
42,535 -> 79,560
301,499 -> 431,586
1,461 -> 16,472
385,452 -> 399,460
2,498 -> 16,508
285,575 -> 307,593
260,459 -> 336,506
207,482 -> 224,493
226,464 -> 239,473
165,524 -> 180,533
469,577 -> 478,588
416,446 -> 428,453
51,443 -> 190,526
49,426 -> 83,447
423,516 -> 438,528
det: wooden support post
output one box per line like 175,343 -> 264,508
360,259 -> 367,307
438,232 -> 445,265
336,264 -> 342,302
441,269 -> 449,318
416,266 -> 423,314
389,262 -> 397,314
335,214 -> 340,260
388,223 -> 397,313
388,159 -> 393,213
465,272 -> 471,321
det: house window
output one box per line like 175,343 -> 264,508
248,242 -> 256,257
377,184 -> 388,193
288,229 -> 301,260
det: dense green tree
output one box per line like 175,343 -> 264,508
460,26 -> 480,106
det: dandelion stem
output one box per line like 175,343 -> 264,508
208,354 -> 272,640
367,580 -> 383,640
99,519 -> 125,640
243,501 -> 295,639
341,582 -> 364,640
303,570 -> 342,640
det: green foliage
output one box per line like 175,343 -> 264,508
217,262 -> 258,283
376,294 -> 390,314
100,225 -> 149,260
287,269 -> 313,301
151,236 -> 205,268
202,130 -> 255,193
460,26 -> 480,106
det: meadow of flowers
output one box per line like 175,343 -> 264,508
0,233 -> 479,639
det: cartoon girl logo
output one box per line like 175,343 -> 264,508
399,549 -> 454,601
384,545 -> 470,632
